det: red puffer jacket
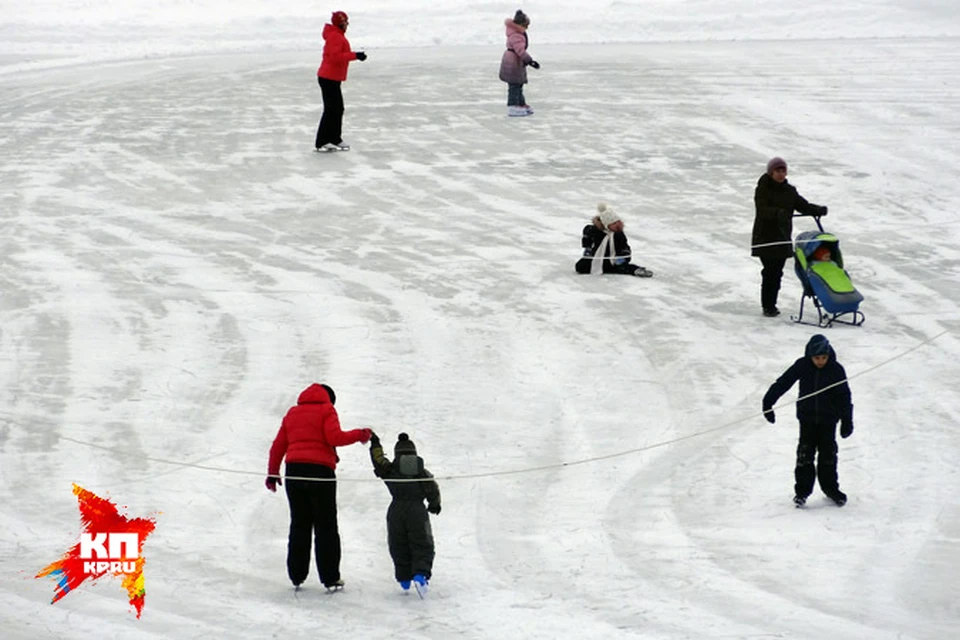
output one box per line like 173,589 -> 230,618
268,384 -> 368,475
317,23 -> 358,82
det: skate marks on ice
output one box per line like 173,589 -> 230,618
3,41 -> 960,639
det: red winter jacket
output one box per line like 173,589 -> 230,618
317,23 -> 358,82
268,384 -> 368,475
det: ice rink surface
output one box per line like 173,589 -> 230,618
2,27 -> 959,640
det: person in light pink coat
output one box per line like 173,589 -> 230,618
498,10 -> 540,117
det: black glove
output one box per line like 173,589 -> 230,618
815,205 -> 828,216
840,421 -> 853,438
763,407 -> 776,424
355,51 -> 367,61
369,432 -> 381,447
528,60 -> 540,69
265,476 -> 282,492
428,503 -> 441,515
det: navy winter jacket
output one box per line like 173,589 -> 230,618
763,345 -> 853,426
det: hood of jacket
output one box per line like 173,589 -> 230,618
804,334 -> 837,363
505,18 -> 527,35
323,23 -> 345,41
297,383 -> 333,405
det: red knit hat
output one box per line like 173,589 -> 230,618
331,11 -> 348,29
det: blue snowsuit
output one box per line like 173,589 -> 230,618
763,335 -> 854,500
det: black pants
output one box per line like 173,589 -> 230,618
387,501 -> 435,582
507,83 -> 526,106
284,463 -> 340,586
795,421 -> 841,498
315,77 -> 345,148
575,257 -> 643,275
760,255 -> 787,310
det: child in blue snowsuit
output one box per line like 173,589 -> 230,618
369,432 -> 441,593
762,334 -> 854,507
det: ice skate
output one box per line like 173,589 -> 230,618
412,574 -> 428,599
826,491 -> 847,507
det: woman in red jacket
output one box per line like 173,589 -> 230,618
266,383 -> 371,590
315,11 -> 367,152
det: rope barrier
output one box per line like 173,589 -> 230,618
54,329 -> 950,483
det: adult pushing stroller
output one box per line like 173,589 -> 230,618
791,216 -> 864,327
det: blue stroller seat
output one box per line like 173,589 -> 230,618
792,226 -> 864,327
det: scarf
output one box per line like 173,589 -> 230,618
590,231 -> 615,275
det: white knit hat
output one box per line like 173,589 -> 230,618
596,202 -> 622,229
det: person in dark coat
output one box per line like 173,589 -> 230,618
762,334 -> 854,507
498,10 -> 539,117
751,157 -> 828,316
266,383 -> 372,589
369,432 -> 441,595
315,11 -> 367,151
575,202 -> 653,277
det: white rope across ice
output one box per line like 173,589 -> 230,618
54,329 -> 951,483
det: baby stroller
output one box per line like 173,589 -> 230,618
791,216 -> 864,327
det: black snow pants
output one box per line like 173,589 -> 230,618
795,421 -> 841,499
387,500 -> 435,582
315,78 -> 345,148
284,462 -> 341,587
760,255 -> 787,310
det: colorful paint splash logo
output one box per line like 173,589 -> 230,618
36,484 -> 157,617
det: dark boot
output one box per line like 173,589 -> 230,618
817,441 -> 845,505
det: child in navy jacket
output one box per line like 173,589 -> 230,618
763,334 -> 854,507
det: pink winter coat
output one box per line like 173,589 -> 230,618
499,19 -> 533,85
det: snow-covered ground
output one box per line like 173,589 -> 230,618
1,2 -> 959,638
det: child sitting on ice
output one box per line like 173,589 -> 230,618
575,203 -> 653,277
369,432 -> 441,597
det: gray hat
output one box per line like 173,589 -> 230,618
766,157 -> 787,174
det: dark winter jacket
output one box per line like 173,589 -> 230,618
268,384 -> 368,475
575,224 -> 635,274
752,173 -> 822,260
370,444 -> 441,510
763,343 -> 853,427
499,19 -> 533,85
318,23 -> 359,82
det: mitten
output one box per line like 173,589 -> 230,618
369,432 -> 381,447
428,503 -> 441,515
840,421 -> 853,438
763,407 -> 776,424
355,51 -> 367,61
265,476 -> 282,492
816,205 -> 828,216
529,60 -> 540,69
360,428 -> 372,444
